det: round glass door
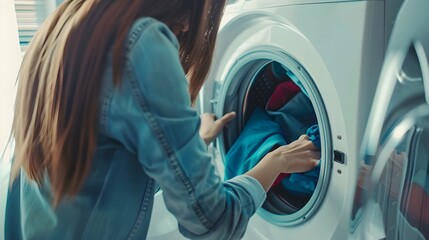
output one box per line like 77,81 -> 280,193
351,0 -> 429,238
354,104 -> 429,239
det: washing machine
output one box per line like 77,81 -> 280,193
348,0 -> 429,239
147,0 -> 387,239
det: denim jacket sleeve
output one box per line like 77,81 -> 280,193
104,18 -> 266,239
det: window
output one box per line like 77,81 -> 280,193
14,0 -> 57,52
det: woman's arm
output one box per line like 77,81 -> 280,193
200,112 -> 320,191
108,18 -> 319,240
246,134 -> 320,191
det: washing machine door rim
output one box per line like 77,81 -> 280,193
204,47 -> 335,227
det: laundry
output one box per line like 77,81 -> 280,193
266,80 -> 301,111
244,63 -> 296,122
266,62 -> 291,83
281,124 -> 321,196
265,63 -> 309,97
266,92 -> 318,143
285,70 -> 309,97
225,107 -> 321,194
306,124 -> 321,148
224,108 -> 287,180
270,125 -> 321,190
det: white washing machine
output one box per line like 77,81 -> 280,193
147,0 -> 388,239
349,0 -> 429,239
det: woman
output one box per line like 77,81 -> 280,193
5,0 -> 320,239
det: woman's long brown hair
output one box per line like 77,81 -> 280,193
11,0 -> 226,206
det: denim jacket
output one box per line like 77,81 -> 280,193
5,17 -> 266,240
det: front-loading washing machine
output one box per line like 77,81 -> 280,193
147,0 -> 388,239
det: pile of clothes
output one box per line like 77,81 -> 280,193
225,62 -> 321,198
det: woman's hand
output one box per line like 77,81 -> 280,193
199,112 -> 236,145
267,134 -> 321,174
246,134 -> 320,191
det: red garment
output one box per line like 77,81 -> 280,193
271,173 -> 290,189
266,80 -> 301,111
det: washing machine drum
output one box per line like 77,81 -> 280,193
220,62 -> 323,221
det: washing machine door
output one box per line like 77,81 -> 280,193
351,0 -> 429,239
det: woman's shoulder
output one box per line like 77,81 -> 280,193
126,17 -> 179,54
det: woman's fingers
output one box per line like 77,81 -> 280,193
286,135 -> 319,151
294,158 -> 319,170
201,112 -> 215,121
200,112 -> 236,145
309,149 -> 321,160
215,112 -> 236,127
270,134 -> 321,173
298,134 -> 309,141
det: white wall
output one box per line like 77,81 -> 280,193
0,0 -> 21,153
0,0 -> 21,236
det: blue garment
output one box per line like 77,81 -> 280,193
225,105 -> 321,196
282,124 -> 321,196
225,108 -> 287,180
306,124 -> 321,148
271,62 -> 289,80
266,92 -> 318,143
5,18 -> 266,240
